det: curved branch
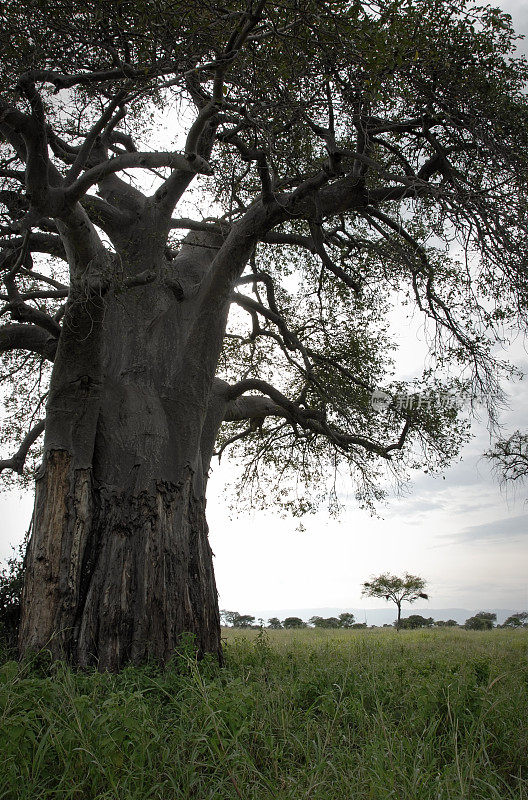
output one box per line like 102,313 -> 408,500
224,378 -> 410,457
0,323 -> 57,361
64,150 -> 212,205
308,220 -> 361,293
0,233 -> 67,260
21,61 -> 181,90
0,418 -> 45,474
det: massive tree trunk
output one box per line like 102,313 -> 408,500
19,452 -> 221,669
19,234 -> 228,669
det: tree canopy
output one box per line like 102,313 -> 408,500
503,611 -> 528,628
398,614 -> 434,628
362,572 -> 429,626
2,0 -> 528,667
486,431 -> 528,491
464,611 -> 496,630
1,0 -> 528,516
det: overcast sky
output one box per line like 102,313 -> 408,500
1,0 -> 527,620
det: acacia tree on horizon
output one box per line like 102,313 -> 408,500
362,573 -> 429,628
0,0 -> 527,668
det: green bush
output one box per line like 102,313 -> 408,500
0,538 -> 26,651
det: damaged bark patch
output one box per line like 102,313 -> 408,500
19,449 -> 93,660
19,454 -> 221,670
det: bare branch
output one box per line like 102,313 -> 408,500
308,220 -> 361,293
65,92 -> 127,184
0,323 -> 57,360
65,150 -> 212,205
0,419 -> 45,475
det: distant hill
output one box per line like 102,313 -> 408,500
250,607 -> 518,626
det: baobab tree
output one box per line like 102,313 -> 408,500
0,0 -> 527,668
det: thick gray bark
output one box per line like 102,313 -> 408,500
19,232 -> 229,669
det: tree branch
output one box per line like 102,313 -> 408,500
65,93 -> 127,184
64,150 -> 212,205
0,419 -> 45,475
0,323 -> 57,360
223,378 -> 409,457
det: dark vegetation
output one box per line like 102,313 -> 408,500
0,538 -> 25,650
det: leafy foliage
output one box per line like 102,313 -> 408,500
1,0 -> 528,517
309,613 -> 356,628
281,617 -> 306,629
399,614 -> 434,629
503,612 -> 528,628
362,572 -> 429,626
486,431 -> 528,492
220,610 -> 256,628
465,612 -> 497,630
0,535 -> 26,649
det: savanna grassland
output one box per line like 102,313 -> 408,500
0,627 -> 527,800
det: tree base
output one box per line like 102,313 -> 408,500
19,450 -> 222,670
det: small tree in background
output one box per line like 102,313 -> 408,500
220,611 -> 255,628
464,612 -> 496,630
503,612 -> 528,628
362,573 -> 428,629
267,618 -> 282,629
309,613 -> 356,628
309,616 -> 337,628
435,620 -> 459,627
282,617 -> 306,629
233,614 -> 256,629
220,610 -> 238,627
398,614 -> 434,629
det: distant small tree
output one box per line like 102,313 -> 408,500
267,617 -> 282,629
282,617 -> 306,629
338,613 -> 356,629
464,612 -> 496,630
435,619 -> 458,627
352,623 -> 367,629
220,610 -> 238,627
220,611 -> 255,628
362,573 -> 429,629
233,614 -> 256,629
398,614 -> 434,629
503,612 -> 528,628
309,615 -> 342,628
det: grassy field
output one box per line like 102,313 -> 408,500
0,627 -> 527,799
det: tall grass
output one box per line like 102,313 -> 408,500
1,628 -> 527,799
